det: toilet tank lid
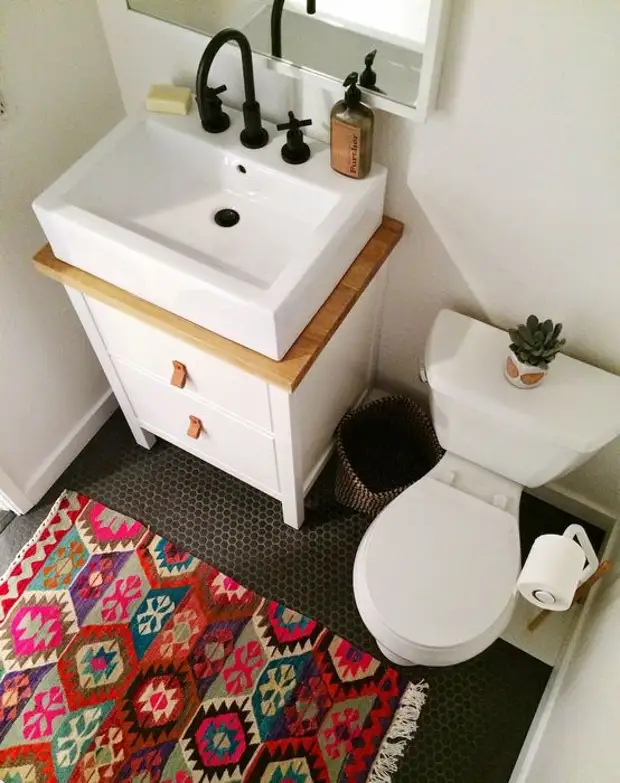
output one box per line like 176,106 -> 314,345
426,310 -> 620,453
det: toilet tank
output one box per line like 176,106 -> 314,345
425,310 -> 620,487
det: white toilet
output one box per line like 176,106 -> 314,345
354,310 -> 620,667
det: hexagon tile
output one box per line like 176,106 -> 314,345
1,411 -> 581,782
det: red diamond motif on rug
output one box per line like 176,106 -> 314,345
58,623 -> 137,710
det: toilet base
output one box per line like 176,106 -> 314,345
377,641 -> 416,666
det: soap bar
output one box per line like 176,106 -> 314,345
146,84 -> 192,115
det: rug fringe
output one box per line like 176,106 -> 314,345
369,680 -> 428,783
0,490 -> 73,586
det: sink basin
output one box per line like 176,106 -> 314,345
34,106 -> 387,359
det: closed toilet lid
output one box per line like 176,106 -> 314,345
362,477 -> 520,649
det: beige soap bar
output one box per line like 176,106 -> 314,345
146,84 -> 192,115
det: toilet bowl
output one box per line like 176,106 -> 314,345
353,309 -> 620,667
353,454 -> 522,666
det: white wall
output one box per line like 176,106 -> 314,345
380,0 -> 620,518
0,0 -> 124,510
97,0 -> 620,519
517,526 -> 620,782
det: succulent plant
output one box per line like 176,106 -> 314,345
508,315 -> 566,370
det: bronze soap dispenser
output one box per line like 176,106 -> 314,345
330,72 -> 374,180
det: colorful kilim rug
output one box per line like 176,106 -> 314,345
0,491 -> 426,782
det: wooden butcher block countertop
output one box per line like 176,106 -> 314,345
34,216 -> 404,392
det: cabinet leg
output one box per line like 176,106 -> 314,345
281,484 -> 305,530
65,288 -> 157,453
270,386 -> 305,530
135,428 -> 156,450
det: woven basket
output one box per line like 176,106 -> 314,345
334,395 -> 444,516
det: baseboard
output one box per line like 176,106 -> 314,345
0,469 -> 36,515
24,390 -> 118,503
529,482 -> 616,532
509,517 -> 619,782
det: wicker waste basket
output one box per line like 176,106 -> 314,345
334,395 -> 444,516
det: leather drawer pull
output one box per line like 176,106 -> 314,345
187,415 -> 203,439
171,360 -> 188,389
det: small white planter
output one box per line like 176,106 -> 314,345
505,351 -> 547,389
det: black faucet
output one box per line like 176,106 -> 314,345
196,28 -> 269,149
271,0 -> 316,59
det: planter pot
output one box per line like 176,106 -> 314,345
505,351 -> 547,389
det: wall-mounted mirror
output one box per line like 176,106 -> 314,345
126,0 -> 451,119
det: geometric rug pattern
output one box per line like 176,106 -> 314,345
0,491 -> 426,782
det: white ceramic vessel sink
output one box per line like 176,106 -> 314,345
34,106 -> 387,359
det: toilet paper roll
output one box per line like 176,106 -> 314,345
517,534 -> 587,611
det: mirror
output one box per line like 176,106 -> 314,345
126,0 -> 449,115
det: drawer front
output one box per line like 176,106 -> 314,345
87,297 -> 272,431
117,361 -> 280,495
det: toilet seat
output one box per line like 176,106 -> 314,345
354,473 -> 521,666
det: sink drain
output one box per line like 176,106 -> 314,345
214,208 -> 240,228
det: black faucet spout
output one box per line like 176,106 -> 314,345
271,0 -> 316,59
196,28 -> 269,149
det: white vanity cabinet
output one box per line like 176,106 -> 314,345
35,218 -> 402,529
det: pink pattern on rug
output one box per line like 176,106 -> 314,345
22,686 -> 66,739
267,601 -> 318,643
210,572 -> 251,602
101,575 -> 143,622
88,503 -> 145,541
323,707 -> 362,759
10,605 -> 63,656
195,713 -> 247,766
332,638 -> 377,680
223,640 -> 265,695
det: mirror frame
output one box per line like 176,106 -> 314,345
115,0 -> 451,121
256,0 -> 452,120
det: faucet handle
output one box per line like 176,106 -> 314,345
206,84 -> 227,97
200,84 -> 230,134
277,111 -> 312,165
276,111 -> 313,132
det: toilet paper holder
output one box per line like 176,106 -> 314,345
517,523 -> 600,613
525,527 -> 605,632
563,523 -> 599,586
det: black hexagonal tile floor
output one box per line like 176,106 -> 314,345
1,411 -> 604,782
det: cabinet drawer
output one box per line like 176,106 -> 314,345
117,360 -> 279,495
87,297 -> 272,431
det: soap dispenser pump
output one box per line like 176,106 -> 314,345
359,50 -> 385,94
330,72 -> 374,180
359,50 -> 378,90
